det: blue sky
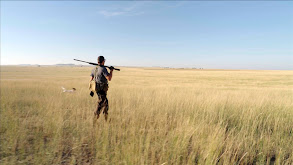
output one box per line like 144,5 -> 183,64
1,1 -> 292,70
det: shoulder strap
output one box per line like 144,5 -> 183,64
94,66 -> 99,78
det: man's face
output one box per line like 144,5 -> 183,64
101,61 -> 105,65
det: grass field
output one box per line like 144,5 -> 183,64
1,66 -> 293,164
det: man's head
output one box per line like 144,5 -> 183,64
97,56 -> 105,65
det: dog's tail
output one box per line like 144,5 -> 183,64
61,86 -> 66,92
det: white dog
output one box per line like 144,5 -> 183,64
61,87 -> 76,93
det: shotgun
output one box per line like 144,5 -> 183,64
74,59 -> 120,71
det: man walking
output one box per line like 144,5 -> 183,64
90,56 -> 113,121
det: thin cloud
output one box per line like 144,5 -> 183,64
98,2 -> 148,17
98,2 -> 188,18
99,11 -> 126,17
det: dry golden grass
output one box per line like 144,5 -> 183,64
1,66 -> 293,164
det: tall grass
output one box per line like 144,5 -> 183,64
1,66 -> 293,164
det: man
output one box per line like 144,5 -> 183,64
90,56 -> 113,121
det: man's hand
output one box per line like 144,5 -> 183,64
109,66 -> 114,71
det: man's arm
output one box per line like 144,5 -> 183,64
106,69 -> 113,81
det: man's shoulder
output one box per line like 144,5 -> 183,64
101,66 -> 109,75
99,65 -> 106,68
100,66 -> 107,71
